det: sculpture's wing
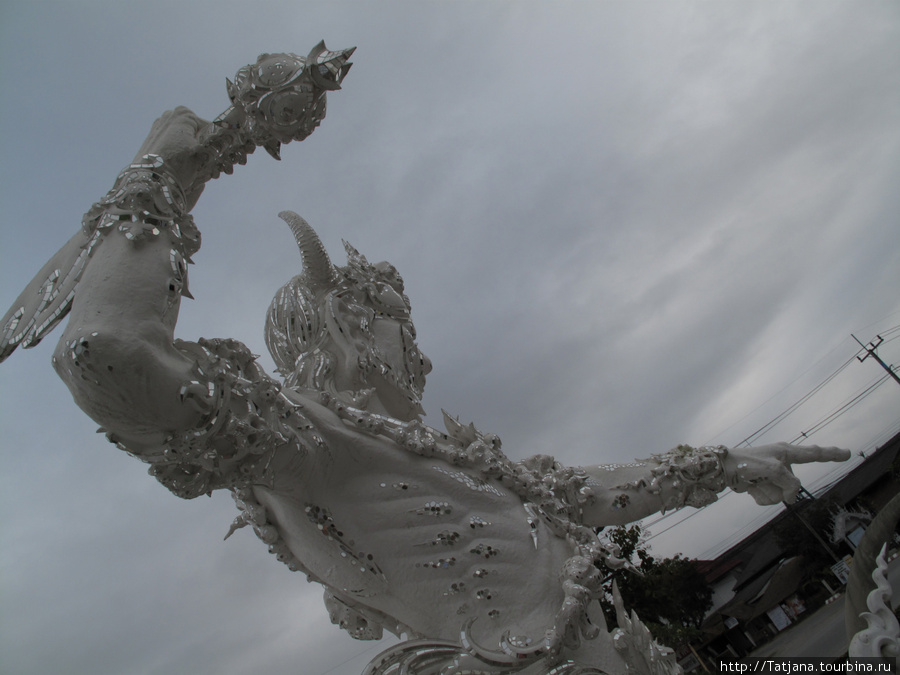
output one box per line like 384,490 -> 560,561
0,229 -> 102,362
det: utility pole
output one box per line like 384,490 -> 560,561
783,486 -> 842,564
852,334 -> 900,387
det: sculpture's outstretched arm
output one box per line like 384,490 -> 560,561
578,442 -> 850,528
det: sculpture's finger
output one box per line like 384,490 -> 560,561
769,470 -> 802,503
170,106 -> 211,135
747,483 -> 784,505
783,445 -> 851,465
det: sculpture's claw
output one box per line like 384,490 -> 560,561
306,41 -> 356,91
264,141 -> 282,161
224,515 -> 249,540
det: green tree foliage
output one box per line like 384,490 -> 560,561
598,524 -> 713,649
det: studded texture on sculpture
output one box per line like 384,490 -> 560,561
0,46 -> 855,675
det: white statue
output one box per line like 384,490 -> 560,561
846,493 -> 900,663
0,46 -> 850,675
848,545 -> 900,659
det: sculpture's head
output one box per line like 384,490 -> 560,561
265,212 -> 432,421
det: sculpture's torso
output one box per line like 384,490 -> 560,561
254,397 -> 573,647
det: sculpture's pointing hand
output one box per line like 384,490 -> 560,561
724,443 -> 851,506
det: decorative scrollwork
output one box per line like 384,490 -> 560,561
615,444 -> 728,513
81,153 -> 202,258
126,337 -> 315,500
848,544 -> 900,658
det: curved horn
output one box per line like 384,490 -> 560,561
278,211 -> 337,288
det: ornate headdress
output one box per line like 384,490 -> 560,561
264,212 -> 426,409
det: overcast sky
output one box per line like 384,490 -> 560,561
1,2 -> 898,674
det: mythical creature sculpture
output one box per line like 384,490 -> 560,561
846,493 -> 900,661
0,46 -> 851,674
848,545 -> 900,659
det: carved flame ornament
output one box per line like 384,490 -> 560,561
848,545 -> 900,659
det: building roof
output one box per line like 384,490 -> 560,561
695,557 -> 742,585
817,438 -> 900,506
716,555 -> 808,622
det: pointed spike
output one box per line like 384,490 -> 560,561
264,141 -> 282,161
305,40 -> 326,66
224,517 -> 247,540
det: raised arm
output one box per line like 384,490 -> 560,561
0,45 -> 355,358
53,108 -> 214,452
0,47 -> 354,483
578,442 -> 851,527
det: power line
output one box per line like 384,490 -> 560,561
644,505 -> 714,543
702,337 -> 860,446
667,326 -> 887,535
855,314 -> 900,337
686,417 -> 899,559
735,355 -> 857,447
705,324 -> 900,449
789,373 -> 890,443
856,314 -> 900,335
859,418 -> 900,454
643,371 -> 893,548
879,324 -> 900,339
728,329 -> 899,448
660,414 -> 899,560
